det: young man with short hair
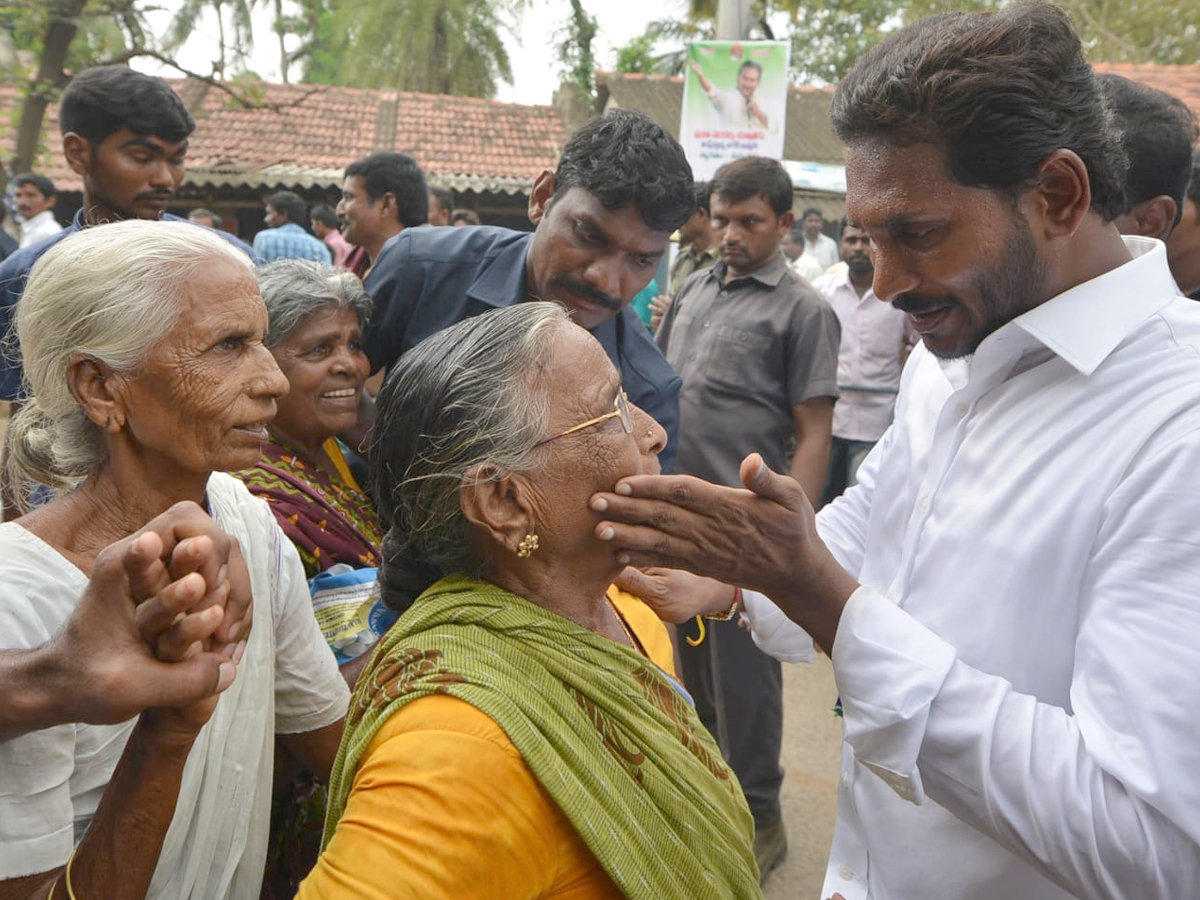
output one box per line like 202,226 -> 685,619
253,190 -> 331,263
336,152 -> 428,278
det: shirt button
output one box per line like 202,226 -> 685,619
918,497 -> 930,515
689,354 -> 696,361
839,864 -> 855,880
702,320 -> 710,327
841,771 -> 850,788
956,402 -> 969,416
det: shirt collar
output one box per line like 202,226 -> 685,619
710,251 -> 790,288
465,232 -> 535,309
1007,236 -> 1177,375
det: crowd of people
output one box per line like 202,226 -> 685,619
2,2 -> 1200,899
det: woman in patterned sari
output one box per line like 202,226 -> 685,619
239,260 -> 382,580
236,259 -> 382,899
297,302 -> 762,900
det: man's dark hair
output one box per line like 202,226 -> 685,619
429,186 -> 454,214
739,60 -> 763,78
830,1 -> 1128,221
801,207 -> 823,220
449,208 -> 481,226
59,66 -> 194,146
692,181 -> 711,215
787,223 -> 806,240
266,190 -> 307,226
553,109 -> 694,233
310,203 -> 339,229
710,156 -> 793,217
13,173 -> 56,200
1099,73 -> 1198,229
344,152 -> 428,228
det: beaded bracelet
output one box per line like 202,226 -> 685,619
704,586 -> 742,621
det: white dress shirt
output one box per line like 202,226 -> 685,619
812,269 -> 916,442
803,232 -> 839,271
744,237 -> 1200,899
18,209 -> 63,248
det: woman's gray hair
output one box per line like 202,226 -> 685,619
256,259 -> 372,347
371,301 -> 570,611
6,220 -> 253,501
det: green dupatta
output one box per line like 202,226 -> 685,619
323,575 -> 763,900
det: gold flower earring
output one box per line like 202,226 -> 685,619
515,533 -> 540,558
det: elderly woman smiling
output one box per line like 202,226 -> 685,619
298,302 -> 761,899
239,260 -> 382,579
0,221 -> 349,900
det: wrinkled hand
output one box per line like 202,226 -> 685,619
613,566 -> 735,624
591,454 -> 859,651
54,502 -> 250,731
649,294 -> 673,332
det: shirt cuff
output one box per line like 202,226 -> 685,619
832,585 -> 957,804
741,589 -> 814,663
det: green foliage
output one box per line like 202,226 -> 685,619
312,0 -> 525,96
616,0 -> 1200,87
556,0 -> 598,106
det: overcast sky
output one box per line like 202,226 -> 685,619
134,0 -> 688,105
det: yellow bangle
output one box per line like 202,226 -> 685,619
46,879 -> 57,900
704,586 -> 742,622
64,850 -> 79,900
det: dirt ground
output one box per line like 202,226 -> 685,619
764,653 -> 843,900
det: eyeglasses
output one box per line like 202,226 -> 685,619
535,386 -> 633,447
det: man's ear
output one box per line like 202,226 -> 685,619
460,463 -> 537,556
528,170 -> 556,225
62,133 -> 93,177
1121,195 -> 1179,241
777,209 -> 795,237
67,354 -> 127,433
1029,149 -> 1092,240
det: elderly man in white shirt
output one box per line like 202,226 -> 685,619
589,5 -> 1200,900
13,173 -> 63,248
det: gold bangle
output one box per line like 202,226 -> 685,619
64,850 -> 79,900
46,879 -> 57,900
704,586 -> 741,622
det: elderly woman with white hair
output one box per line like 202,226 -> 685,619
298,302 -> 762,899
239,259 -> 382,581
0,220 -> 350,900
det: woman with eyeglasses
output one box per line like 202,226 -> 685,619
298,302 -> 762,900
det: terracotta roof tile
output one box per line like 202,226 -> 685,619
2,78 -> 568,194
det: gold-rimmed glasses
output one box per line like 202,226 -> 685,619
535,386 -> 633,447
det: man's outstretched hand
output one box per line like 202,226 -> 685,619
592,454 -> 859,652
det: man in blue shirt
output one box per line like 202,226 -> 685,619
0,66 -> 255,517
363,110 -> 694,471
252,190 -> 331,264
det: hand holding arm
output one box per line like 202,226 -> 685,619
612,566 -> 736,623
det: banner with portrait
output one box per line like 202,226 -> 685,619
680,40 -> 791,181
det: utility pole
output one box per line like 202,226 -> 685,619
715,0 -> 753,40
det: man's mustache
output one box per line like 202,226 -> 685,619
892,294 -> 955,315
550,274 -> 621,311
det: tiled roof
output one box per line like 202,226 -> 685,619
1,78 -> 568,194
595,70 -> 844,165
1092,62 -> 1200,121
